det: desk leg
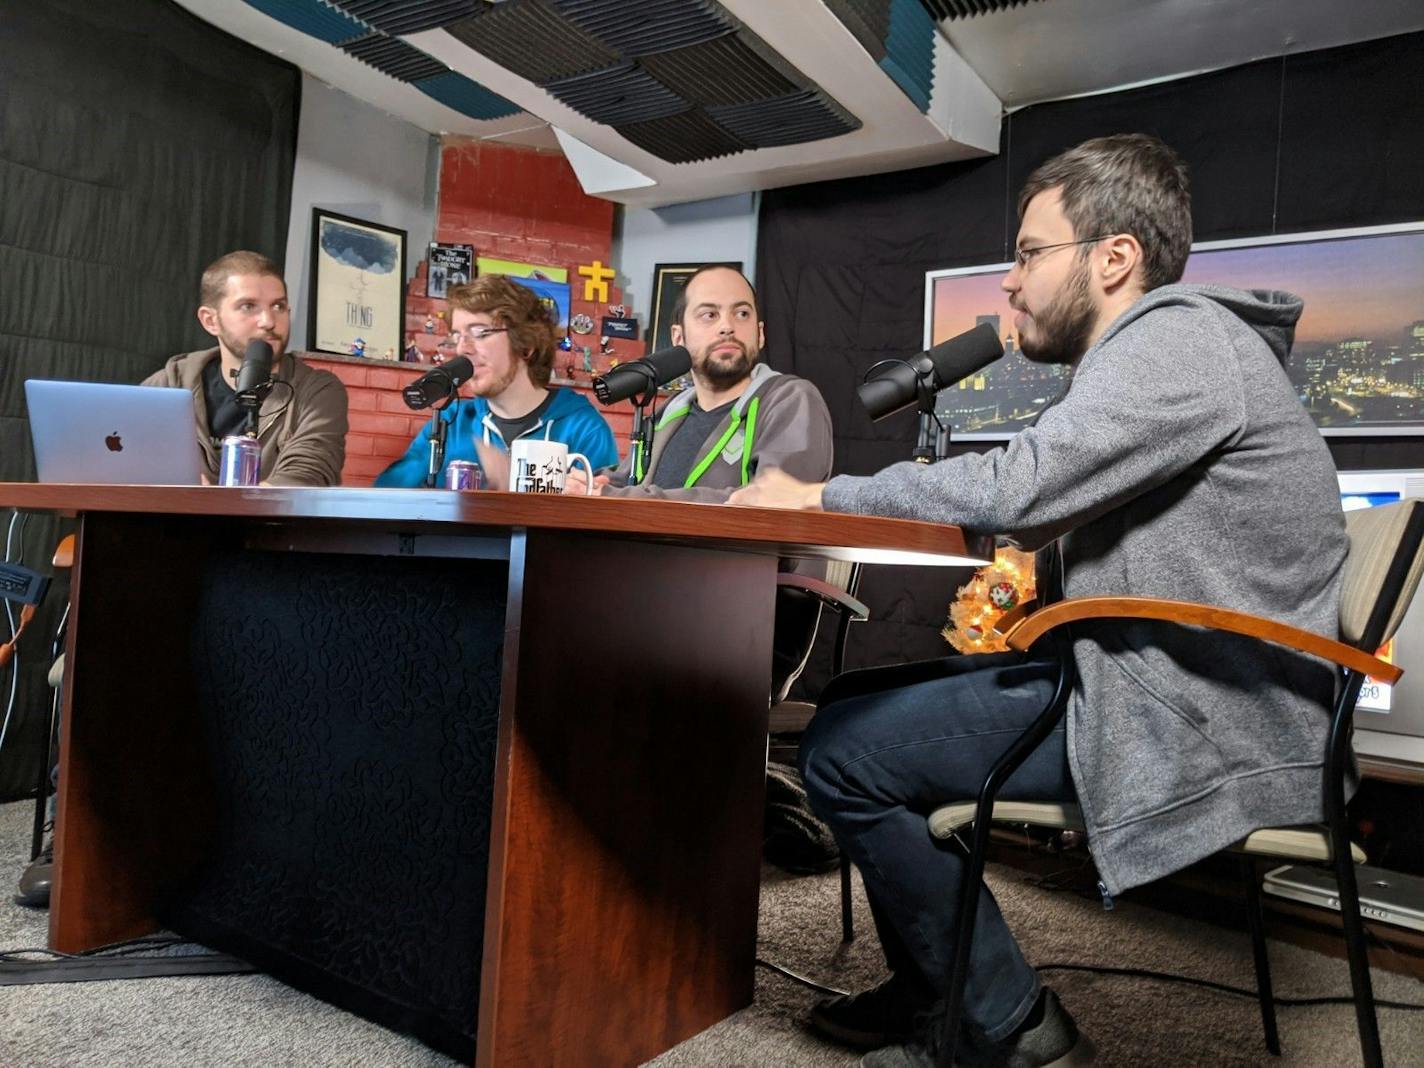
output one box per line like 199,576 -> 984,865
478,532 -> 775,1067
49,514 -> 215,952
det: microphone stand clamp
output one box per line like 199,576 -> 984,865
624,365 -> 661,487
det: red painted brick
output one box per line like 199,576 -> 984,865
344,433 -> 375,456
343,455 -> 396,478
377,390 -> 417,415
372,433 -> 414,459
367,369 -> 410,390
346,388 -> 379,412
320,362 -> 367,388
350,411 -> 412,436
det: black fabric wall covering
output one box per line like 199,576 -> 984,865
759,31 -> 1424,697
0,0 -> 300,797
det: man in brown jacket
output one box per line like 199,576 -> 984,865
143,250 -> 348,486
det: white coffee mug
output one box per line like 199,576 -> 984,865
509,439 -> 594,495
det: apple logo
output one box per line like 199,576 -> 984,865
105,432 -> 123,452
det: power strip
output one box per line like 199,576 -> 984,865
0,561 -> 49,606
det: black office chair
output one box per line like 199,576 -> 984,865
933,499 -> 1424,1068
767,561 -> 867,936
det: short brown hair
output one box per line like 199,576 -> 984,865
1018,133 -> 1192,291
447,274 -> 558,388
671,264 -> 758,330
199,250 -> 284,308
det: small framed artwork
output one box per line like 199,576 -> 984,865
647,261 -> 742,353
308,208 -> 407,358
427,242 -> 474,299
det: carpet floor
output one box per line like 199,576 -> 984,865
1,800 -> 1420,1066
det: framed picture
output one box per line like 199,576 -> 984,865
309,208 -> 407,358
427,242 -> 473,299
648,261 -> 742,354
924,221 -> 1424,439
475,256 -> 570,332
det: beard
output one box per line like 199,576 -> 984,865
216,314 -> 286,366
693,339 -> 755,391
1016,261 -> 1096,366
471,356 -> 523,398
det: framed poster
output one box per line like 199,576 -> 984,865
924,221 -> 1424,439
427,242 -> 474,299
309,208 -> 407,358
647,261 -> 742,354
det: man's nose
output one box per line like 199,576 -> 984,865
257,307 -> 276,328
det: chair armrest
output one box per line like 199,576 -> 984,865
776,573 -> 870,621
1000,595 -> 1401,683
991,599 -> 1039,636
52,534 -> 75,570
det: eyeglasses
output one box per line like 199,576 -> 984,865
454,325 -> 509,344
1013,236 -> 1113,268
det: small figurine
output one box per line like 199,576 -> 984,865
581,346 -> 594,374
424,314 -> 436,334
383,347 -> 396,361
609,303 -> 626,317
404,334 -> 420,362
558,334 -> 574,352
349,337 -> 367,358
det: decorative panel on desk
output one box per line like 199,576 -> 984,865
164,547 -> 507,1060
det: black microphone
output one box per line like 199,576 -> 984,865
857,323 -> 1003,421
402,356 -> 474,410
234,339 -> 274,400
592,345 -> 692,405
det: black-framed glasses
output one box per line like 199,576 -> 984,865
1013,236 -> 1113,268
454,325 -> 510,344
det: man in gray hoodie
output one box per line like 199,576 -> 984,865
731,134 -> 1346,1067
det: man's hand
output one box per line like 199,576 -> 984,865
473,440 -> 510,491
728,468 -> 825,510
563,470 -> 608,496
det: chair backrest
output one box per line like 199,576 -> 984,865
1340,499 -> 1424,652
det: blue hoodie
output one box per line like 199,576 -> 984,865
374,387 -> 619,488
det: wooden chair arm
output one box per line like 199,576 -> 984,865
52,534 -> 75,569
1000,595 -> 1401,684
776,573 -> 870,621
991,599 -> 1039,637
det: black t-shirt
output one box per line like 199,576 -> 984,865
651,398 -> 736,490
202,357 -> 248,441
490,390 -> 557,446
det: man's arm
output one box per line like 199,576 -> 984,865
264,372 -> 349,487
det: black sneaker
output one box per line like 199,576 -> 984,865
809,972 -> 933,1051
15,838 -> 54,909
859,988 -> 1095,1068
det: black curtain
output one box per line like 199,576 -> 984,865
760,31 -> 1424,696
0,0 -> 300,797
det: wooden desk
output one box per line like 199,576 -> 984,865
0,484 -> 990,1066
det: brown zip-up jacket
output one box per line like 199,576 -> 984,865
142,347 -> 348,486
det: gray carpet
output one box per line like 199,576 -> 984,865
1,799 -> 1421,1066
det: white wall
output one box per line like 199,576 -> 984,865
612,192 -> 760,323
284,74 -> 438,343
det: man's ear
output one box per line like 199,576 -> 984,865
670,323 -> 684,348
757,320 -> 766,352
196,306 -> 220,339
1099,234 -> 1143,293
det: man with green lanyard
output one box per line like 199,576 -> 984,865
573,265 -> 832,501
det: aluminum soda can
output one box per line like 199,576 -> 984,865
445,459 -> 483,491
219,435 -> 262,487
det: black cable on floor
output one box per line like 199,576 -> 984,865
1035,962 -> 1424,1010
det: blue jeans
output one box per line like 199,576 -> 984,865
799,652 -> 1075,1043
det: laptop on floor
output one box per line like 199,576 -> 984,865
25,379 -> 204,485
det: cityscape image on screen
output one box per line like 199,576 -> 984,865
925,224 -> 1424,439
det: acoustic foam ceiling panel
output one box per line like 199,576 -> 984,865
240,0 -> 520,120
444,0 -> 860,164
919,0 -> 1045,19
824,0 -> 934,113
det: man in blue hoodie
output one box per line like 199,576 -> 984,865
733,134 -> 1346,1067
374,274 -> 617,487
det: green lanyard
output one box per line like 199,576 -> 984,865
647,396 -> 762,488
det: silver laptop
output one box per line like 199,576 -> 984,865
25,379 -> 203,485
1263,863 -> 1424,933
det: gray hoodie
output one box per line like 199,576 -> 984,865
824,284 -> 1347,894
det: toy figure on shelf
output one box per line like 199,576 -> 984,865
558,334 -> 574,352
581,346 -> 594,375
383,348 -> 396,361
348,337 -> 366,358
424,313 -> 436,334
404,334 -> 420,362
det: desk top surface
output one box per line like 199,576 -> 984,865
0,483 -> 993,566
